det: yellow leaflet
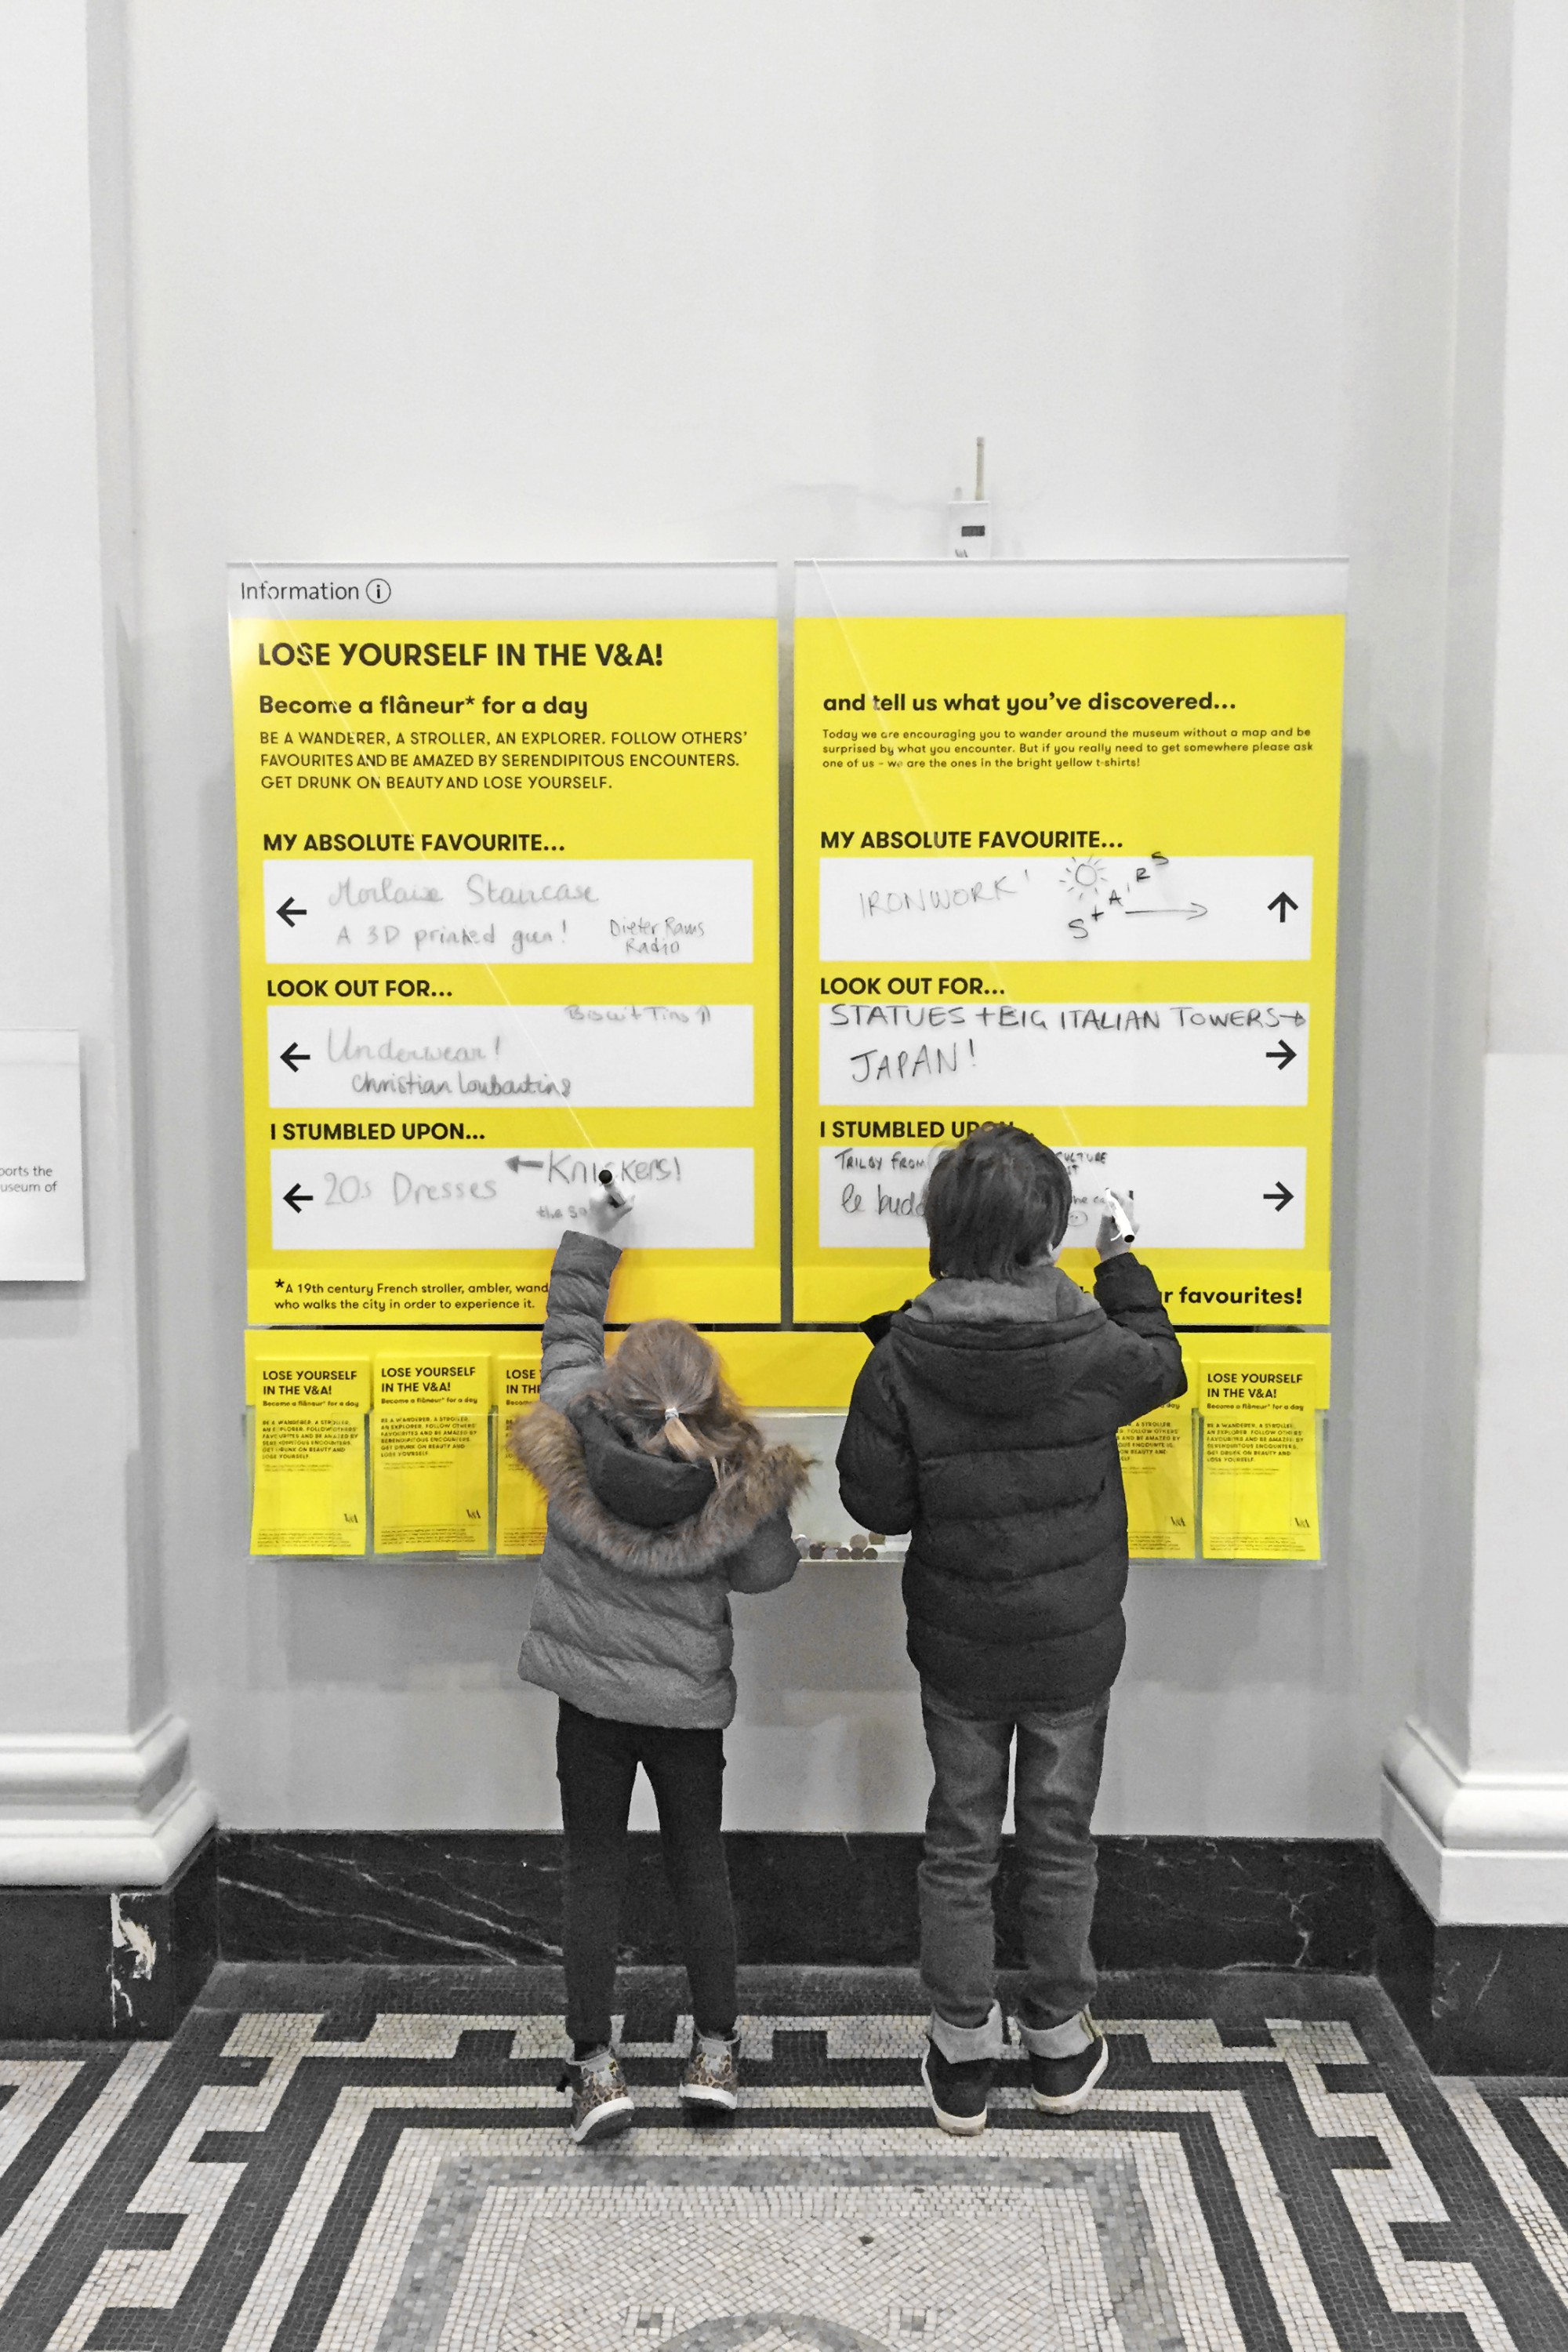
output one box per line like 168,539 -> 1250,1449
247,1346 -> 371,1556
793,609 -> 1341,1329
1198,1361 -> 1319,1563
250,1407 -> 368,1556
1119,1403 -> 1196,1561
495,1348 -> 547,1556
372,1346 -> 491,1554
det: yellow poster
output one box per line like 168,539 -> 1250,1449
793,568 -> 1341,1328
1198,1361 -> 1320,1561
232,564 -> 779,1327
495,1348 -> 547,1555
1119,1401 -> 1196,1560
248,1350 -> 369,1556
372,1345 -> 492,1555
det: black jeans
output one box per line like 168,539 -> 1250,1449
556,1698 -> 739,2050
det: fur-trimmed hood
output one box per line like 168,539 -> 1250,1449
511,1401 -> 811,1580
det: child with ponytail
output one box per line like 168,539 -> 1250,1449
510,1207 -> 809,2146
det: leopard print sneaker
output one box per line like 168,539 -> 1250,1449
563,2048 -> 634,2146
680,2031 -> 741,2113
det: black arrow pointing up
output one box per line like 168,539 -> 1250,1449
283,1182 -> 313,1214
1268,891 -> 1298,922
275,897 -> 307,927
279,1042 -> 310,1073
1263,1182 -> 1294,1211
1265,1040 -> 1297,1070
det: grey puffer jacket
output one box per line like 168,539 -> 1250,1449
510,1231 -> 809,1730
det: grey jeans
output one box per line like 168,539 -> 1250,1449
919,1680 -> 1110,2053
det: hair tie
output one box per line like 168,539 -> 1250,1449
663,1406 -> 681,1422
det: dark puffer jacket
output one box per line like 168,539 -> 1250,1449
836,1253 -> 1185,1708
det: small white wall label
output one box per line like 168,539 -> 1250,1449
0,1033 -> 85,1280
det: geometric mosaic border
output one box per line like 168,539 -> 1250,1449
0,1970 -> 1563,2348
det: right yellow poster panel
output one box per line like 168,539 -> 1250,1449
793,571 -> 1342,1330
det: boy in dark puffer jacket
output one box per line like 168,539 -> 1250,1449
837,1123 -> 1185,2135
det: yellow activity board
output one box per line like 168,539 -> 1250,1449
233,564 -> 779,1325
793,566 -> 1343,1326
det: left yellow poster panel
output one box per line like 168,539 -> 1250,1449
232,565 -> 779,1324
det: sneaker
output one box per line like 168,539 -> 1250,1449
920,2038 -> 993,2136
562,2048 -> 634,2146
1026,2014 -> 1109,2114
680,2031 -> 741,2113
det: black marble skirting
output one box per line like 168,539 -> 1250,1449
0,1830 -> 218,2040
1374,1847 -> 1568,2074
16,1831 -> 1563,2067
217,1828 -> 1378,1975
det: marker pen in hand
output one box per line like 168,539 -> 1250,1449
597,1167 -> 633,1212
1101,1188 -> 1138,1244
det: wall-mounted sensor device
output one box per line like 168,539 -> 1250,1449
948,436 -> 992,558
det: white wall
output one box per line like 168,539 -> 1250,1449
124,0 -> 1473,1835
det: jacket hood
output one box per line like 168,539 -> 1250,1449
907,1261 -> 1097,1328
570,1396 -> 718,1527
891,1264 -> 1106,1417
510,1401 -> 812,1578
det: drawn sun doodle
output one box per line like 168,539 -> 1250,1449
1059,857 -> 1109,904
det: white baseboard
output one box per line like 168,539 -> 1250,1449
0,1711 -> 216,1886
1382,1716 -> 1568,1924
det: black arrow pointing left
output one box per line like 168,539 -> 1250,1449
279,1042 -> 310,1073
275,896 -> 307,927
283,1182 -> 313,1214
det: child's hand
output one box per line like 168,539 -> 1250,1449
587,1192 -> 633,1240
1095,1210 -> 1133,1260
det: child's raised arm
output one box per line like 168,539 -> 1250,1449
1091,1250 -> 1188,1425
538,1217 -> 625,1409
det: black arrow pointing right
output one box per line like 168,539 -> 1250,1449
275,897 -> 307,927
1265,1040 -> 1297,1070
279,1043 -> 310,1073
1263,1182 -> 1294,1211
283,1182 -> 314,1214
1268,891 -> 1298,923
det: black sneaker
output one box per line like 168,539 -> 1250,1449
1026,2014 -> 1109,2114
920,2038 -> 993,2136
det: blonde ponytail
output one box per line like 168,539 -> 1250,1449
597,1317 -> 759,1468
660,1403 -> 709,1465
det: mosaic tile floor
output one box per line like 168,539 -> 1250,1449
0,1964 -> 1564,2349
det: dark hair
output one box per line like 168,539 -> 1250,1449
922,1123 -> 1073,1280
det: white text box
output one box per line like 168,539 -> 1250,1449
264,859 -> 753,964
0,1033 -> 84,1281
818,855 -> 1312,963
267,1004 -> 753,1110
272,1146 -> 753,1250
820,1001 -> 1308,1107
819,1143 -> 1305,1252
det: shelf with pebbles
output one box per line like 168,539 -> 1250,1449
791,1531 -> 907,1562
